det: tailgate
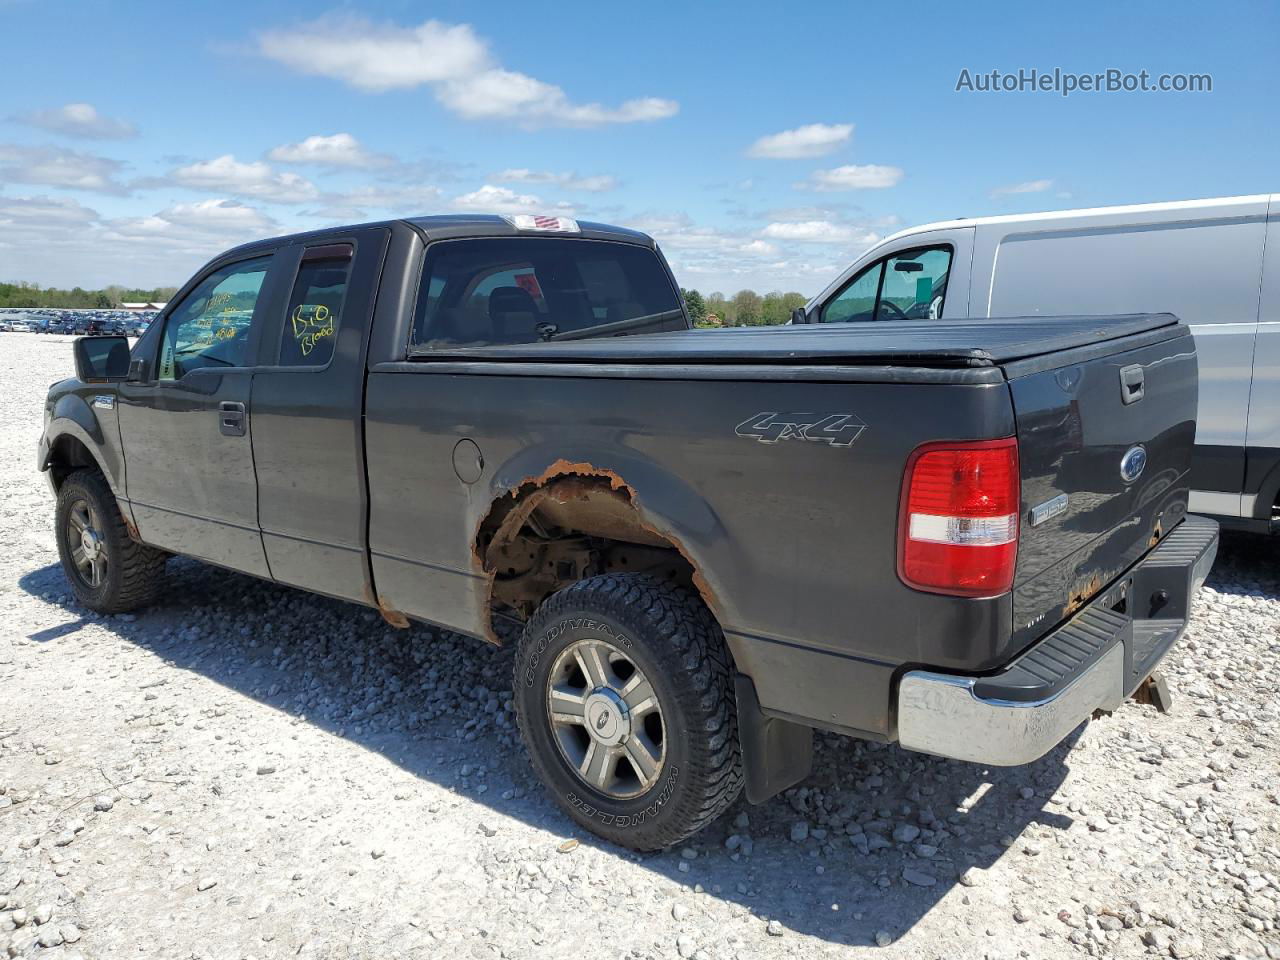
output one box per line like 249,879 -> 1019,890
1006,326 -> 1198,650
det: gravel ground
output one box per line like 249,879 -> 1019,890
2,330 -> 1278,960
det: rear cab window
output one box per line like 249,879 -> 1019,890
410,237 -> 684,349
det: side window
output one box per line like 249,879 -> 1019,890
820,261 -> 882,323
158,256 -> 271,380
279,247 -> 352,366
819,245 -> 952,324
880,247 -> 952,320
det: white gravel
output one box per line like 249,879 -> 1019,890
2,331 -> 1278,959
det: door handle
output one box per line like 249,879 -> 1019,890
218,401 -> 247,437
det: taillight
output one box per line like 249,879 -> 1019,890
898,437 -> 1020,597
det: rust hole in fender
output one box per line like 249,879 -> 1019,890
472,460 -> 717,644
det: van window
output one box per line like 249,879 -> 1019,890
879,248 -> 951,320
411,237 -> 683,348
821,261 -> 881,323
820,245 -> 952,323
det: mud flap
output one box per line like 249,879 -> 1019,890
735,674 -> 813,804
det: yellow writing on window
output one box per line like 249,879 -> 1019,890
291,303 -> 335,357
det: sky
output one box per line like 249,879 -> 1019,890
0,0 -> 1276,295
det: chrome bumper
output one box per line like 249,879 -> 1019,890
896,515 -> 1219,767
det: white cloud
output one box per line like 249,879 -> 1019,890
747,123 -> 852,159
620,213 -> 864,294
0,193 -> 100,230
0,193 -> 279,288
303,184 -> 445,220
267,133 -> 390,169
760,220 -> 880,246
168,155 -> 318,203
990,178 -> 1053,198
802,164 -> 904,191
257,16 -> 677,129
111,198 -> 277,244
0,143 -> 129,194
452,184 -> 572,215
13,103 -> 137,140
493,169 -> 618,192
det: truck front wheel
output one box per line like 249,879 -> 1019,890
55,469 -> 167,613
513,573 -> 742,850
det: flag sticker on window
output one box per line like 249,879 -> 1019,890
513,272 -> 543,300
504,215 -> 580,233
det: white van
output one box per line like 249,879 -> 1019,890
800,194 -> 1280,534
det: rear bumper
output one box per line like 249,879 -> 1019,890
896,515 -> 1218,766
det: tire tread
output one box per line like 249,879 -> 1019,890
515,573 -> 743,850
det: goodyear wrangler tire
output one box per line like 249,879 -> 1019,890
514,573 -> 742,850
55,468 -> 166,613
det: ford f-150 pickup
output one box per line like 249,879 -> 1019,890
39,214 -> 1218,850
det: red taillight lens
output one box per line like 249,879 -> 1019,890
898,438 -> 1020,597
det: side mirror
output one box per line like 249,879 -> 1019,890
790,307 -> 808,325
74,336 -> 130,383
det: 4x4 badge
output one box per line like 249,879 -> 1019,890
735,412 -> 866,447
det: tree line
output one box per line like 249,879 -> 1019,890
681,288 -> 808,327
0,281 -> 178,309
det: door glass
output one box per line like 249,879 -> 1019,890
158,256 -> 271,380
820,261 -> 882,323
280,254 -> 351,366
878,247 -> 952,320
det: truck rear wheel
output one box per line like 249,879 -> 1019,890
513,573 -> 742,850
55,468 -> 166,613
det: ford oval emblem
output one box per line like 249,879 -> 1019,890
1120,445 -> 1147,483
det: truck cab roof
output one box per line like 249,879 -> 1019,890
214,215 -> 656,264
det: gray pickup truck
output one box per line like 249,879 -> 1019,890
39,214 -> 1217,850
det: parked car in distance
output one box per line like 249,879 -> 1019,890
797,193 -> 1280,534
39,214 -> 1216,850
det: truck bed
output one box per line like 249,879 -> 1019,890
409,313 -> 1183,370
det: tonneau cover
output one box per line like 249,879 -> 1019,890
413,314 -> 1182,368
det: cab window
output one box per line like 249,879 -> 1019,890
820,245 -> 952,323
279,247 -> 352,366
411,237 -> 684,348
157,256 -> 271,380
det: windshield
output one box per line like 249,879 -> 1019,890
410,237 -> 684,349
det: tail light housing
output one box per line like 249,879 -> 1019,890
898,437 -> 1020,597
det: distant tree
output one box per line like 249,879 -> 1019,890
781,291 -> 808,314
732,289 -> 763,326
681,288 -> 707,325
0,280 -> 179,309
760,291 -> 787,325
705,292 -> 731,325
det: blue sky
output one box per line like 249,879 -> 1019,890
1,0 -> 1276,293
